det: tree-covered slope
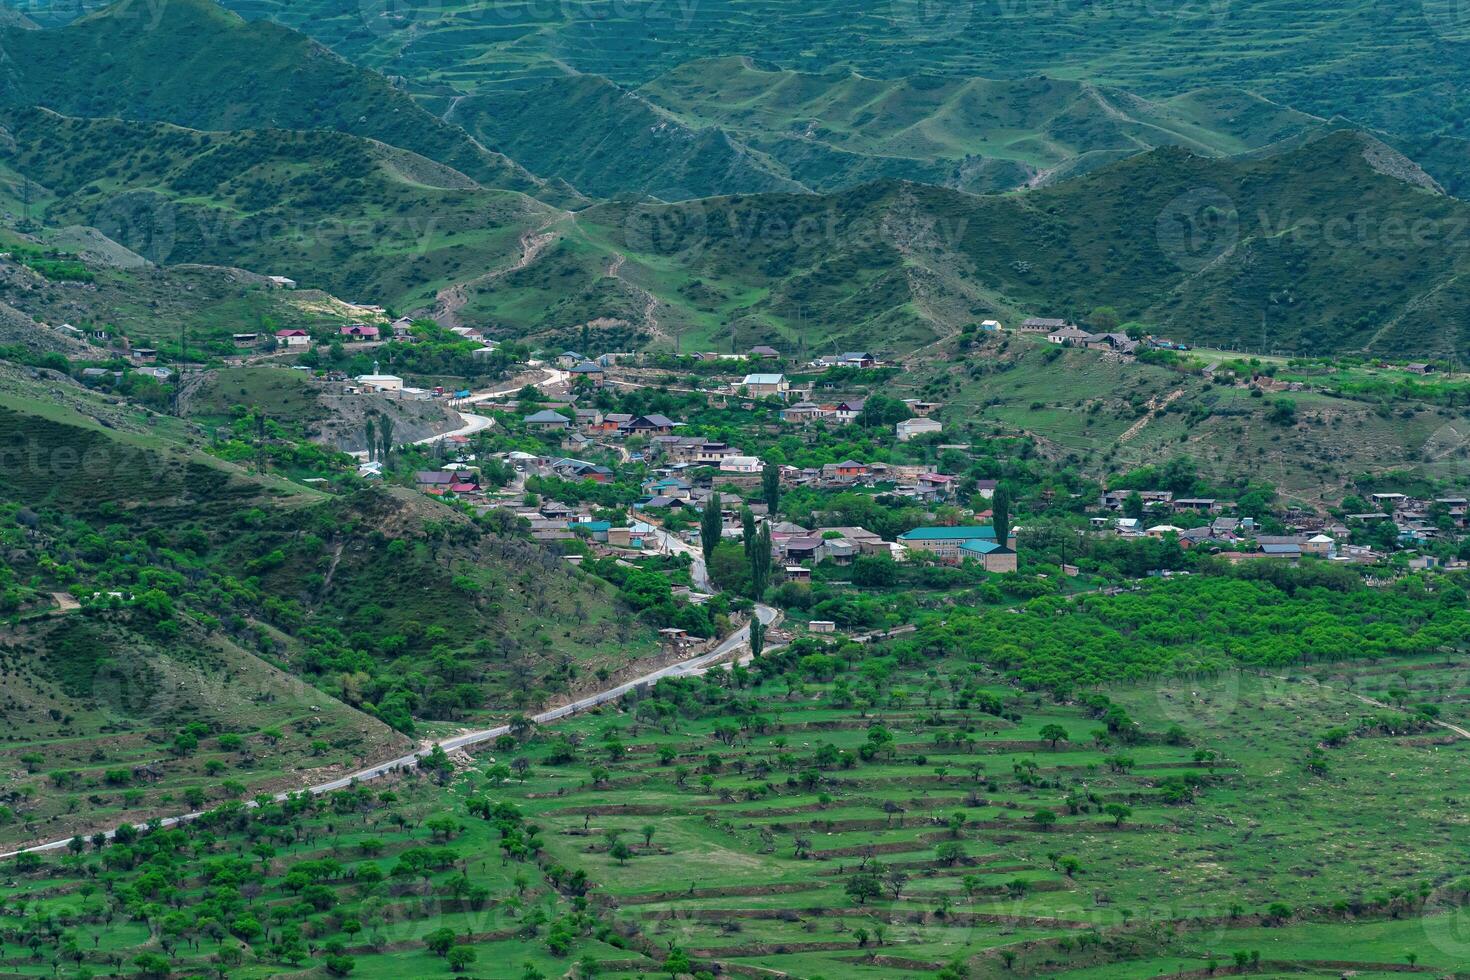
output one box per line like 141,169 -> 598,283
0,0 -> 566,200
0,106 -> 561,311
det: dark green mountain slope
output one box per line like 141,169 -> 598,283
92,0 -> 1470,150
0,107 -> 560,311
463,130 -> 1470,358
0,0 -> 565,200
452,75 -> 805,200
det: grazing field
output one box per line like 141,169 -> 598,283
5,626 -> 1466,977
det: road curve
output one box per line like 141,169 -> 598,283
1,604 -> 776,858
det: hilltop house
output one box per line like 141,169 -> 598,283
1019,317 -> 1073,333
1046,325 -> 1092,345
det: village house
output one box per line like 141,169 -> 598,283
1174,497 -> 1227,514
896,417 -> 943,441
916,473 -> 957,500
620,414 -> 678,437
574,408 -> 604,429
781,401 -> 829,424
1099,489 -> 1174,511
833,399 -> 866,423
232,333 -> 260,349
749,345 -> 780,359
1046,325 -> 1092,345
524,409 -> 572,431
556,351 -> 585,368
979,319 -> 1003,332
266,275 -> 296,289
1085,332 -> 1139,354
741,373 -> 789,398
275,329 -> 310,349
1019,317 -> 1074,333
340,324 -> 380,342
902,399 -> 942,416
129,347 -> 157,364
720,455 -> 763,475
569,361 -> 606,386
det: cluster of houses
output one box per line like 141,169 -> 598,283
1093,487 -> 1470,564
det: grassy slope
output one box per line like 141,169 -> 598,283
2,106 -> 559,311
0,0 -> 559,199
909,334 -> 1470,506
0,251 -> 375,350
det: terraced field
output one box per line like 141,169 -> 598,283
5,637 -> 1466,977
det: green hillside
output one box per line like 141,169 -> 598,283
453,74 -> 806,200
0,364 -> 659,844
81,0 -> 1470,147
10,103 -> 1466,357
638,60 -> 1323,192
463,129 -> 1467,357
0,0 -> 566,200
462,66 -> 1324,200
1,106 -> 560,311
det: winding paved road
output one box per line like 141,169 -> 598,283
1,603 -> 775,858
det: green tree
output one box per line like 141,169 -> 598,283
701,492 -> 722,567
1039,724 -> 1069,749
762,462 -> 780,512
447,947 -> 476,973
991,485 -> 1011,547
